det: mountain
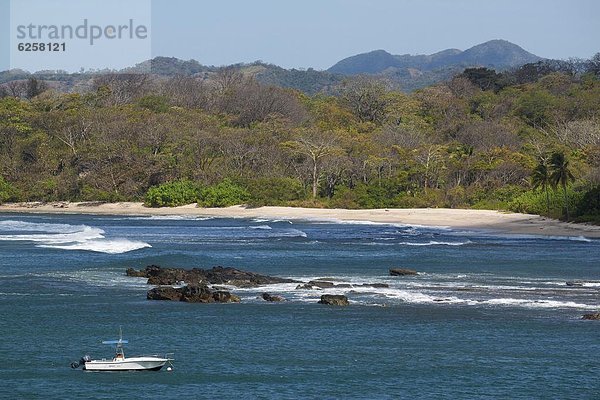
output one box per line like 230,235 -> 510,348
0,40 -> 549,95
328,40 -> 543,75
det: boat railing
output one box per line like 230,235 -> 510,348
136,352 -> 175,360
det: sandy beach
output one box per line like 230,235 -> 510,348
1,202 -> 599,238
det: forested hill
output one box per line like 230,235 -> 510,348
329,40 -> 543,75
0,40 -> 545,94
1,53 -> 599,222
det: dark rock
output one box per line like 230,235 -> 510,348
128,265 -> 299,287
262,293 -> 285,302
389,268 -> 418,276
358,283 -> 390,288
318,294 -> 349,306
566,281 -> 584,287
296,283 -> 312,290
582,313 -> 600,320
296,280 -> 335,290
180,284 -> 214,303
297,281 -> 389,290
147,284 -> 240,303
212,291 -> 241,303
147,286 -> 182,301
203,266 -> 299,286
126,267 -> 147,278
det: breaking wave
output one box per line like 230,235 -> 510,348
0,220 -> 150,254
398,240 -> 471,246
124,215 -> 214,221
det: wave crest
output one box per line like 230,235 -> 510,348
0,220 -> 150,254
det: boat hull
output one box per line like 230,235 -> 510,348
83,357 -> 168,371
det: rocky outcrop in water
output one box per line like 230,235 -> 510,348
296,280 -> 335,290
262,293 -> 286,302
147,284 -> 241,303
389,268 -> 418,276
566,281 -> 584,287
318,294 -> 349,306
296,280 -> 389,290
127,265 -> 300,287
582,313 -> 600,320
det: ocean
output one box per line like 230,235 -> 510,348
0,213 -> 598,399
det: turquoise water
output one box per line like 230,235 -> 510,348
0,213 -> 599,399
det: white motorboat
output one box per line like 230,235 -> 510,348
71,328 -> 174,372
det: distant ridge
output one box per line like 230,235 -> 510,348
328,40 -> 543,75
0,40 -> 551,94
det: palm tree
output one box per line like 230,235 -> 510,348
531,157 -> 551,214
549,151 -> 575,220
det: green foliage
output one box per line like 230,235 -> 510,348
331,181 -> 405,209
515,89 -> 557,127
145,180 -> 202,207
573,186 -> 600,223
470,185 -> 527,210
244,177 -> 307,206
80,185 -> 127,203
0,176 -> 19,203
197,179 -> 250,208
1,57 -> 600,223
461,67 -> 504,91
508,187 -> 583,219
137,95 -> 170,113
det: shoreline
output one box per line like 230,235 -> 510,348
1,202 -> 600,238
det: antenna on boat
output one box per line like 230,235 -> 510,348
102,327 -> 128,346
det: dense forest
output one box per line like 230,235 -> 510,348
1,55 -> 600,222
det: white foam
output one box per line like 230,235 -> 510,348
0,220 -> 151,254
39,239 -> 151,254
481,298 -> 597,309
583,282 -> 600,287
397,240 -> 471,246
455,231 -> 596,243
251,218 -> 293,224
124,215 -> 214,221
244,274 -> 600,310
307,218 -> 451,231
278,229 -> 307,238
249,225 -> 272,230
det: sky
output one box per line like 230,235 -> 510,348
1,0 -> 599,72
150,0 -> 599,69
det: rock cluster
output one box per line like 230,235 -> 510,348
128,265 -> 296,304
127,265 -> 300,287
318,294 -> 349,306
582,313 -> 600,320
389,268 -> 418,276
262,293 -> 286,302
128,265 -> 419,306
147,285 -> 241,303
296,280 -> 389,290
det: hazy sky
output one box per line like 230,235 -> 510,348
1,0 -> 599,72
151,0 -> 599,69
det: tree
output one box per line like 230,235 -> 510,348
340,77 -> 388,124
586,53 -> 600,77
460,67 -> 503,91
549,151 -> 575,220
282,130 -> 343,198
25,77 -> 47,99
531,157 -> 551,214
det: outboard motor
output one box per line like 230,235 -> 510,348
71,355 -> 91,369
